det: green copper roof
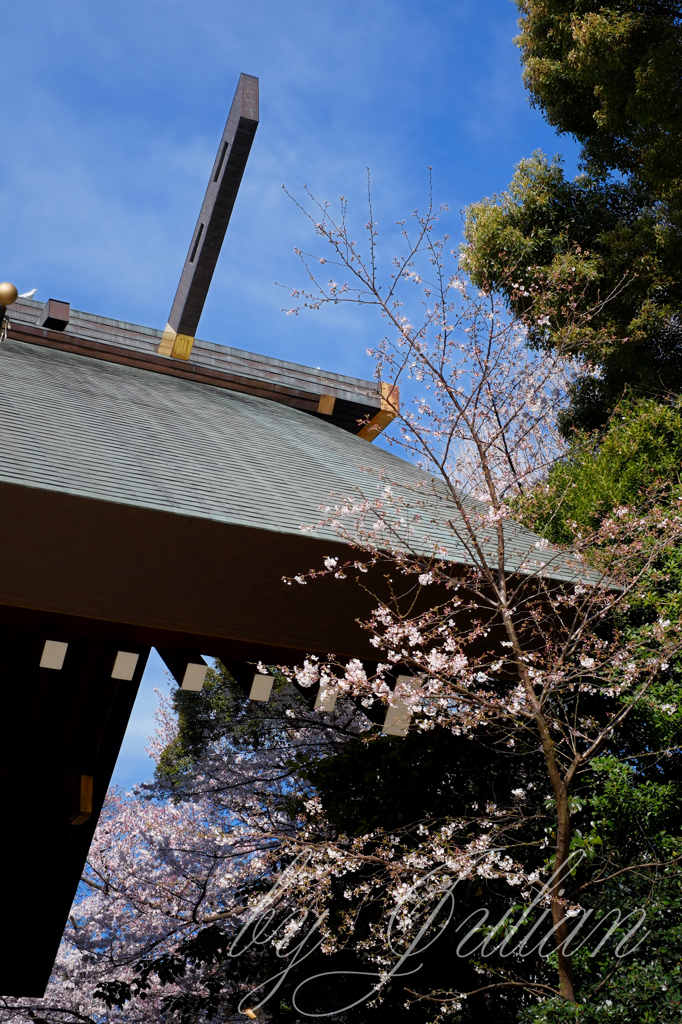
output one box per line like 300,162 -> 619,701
0,337 -> 587,583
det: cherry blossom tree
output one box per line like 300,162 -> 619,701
273,180 -> 682,1010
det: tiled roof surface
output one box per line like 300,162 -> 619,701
0,337 -> 589,583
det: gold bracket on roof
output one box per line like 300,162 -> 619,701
317,394 -> 336,415
158,324 -> 194,360
357,383 -> 400,441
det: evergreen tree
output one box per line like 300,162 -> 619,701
462,1 -> 682,431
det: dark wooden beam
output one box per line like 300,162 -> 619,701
0,624 -> 150,996
159,73 -> 259,360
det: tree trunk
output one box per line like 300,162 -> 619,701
515,657 -> 576,1002
550,782 -> 575,1002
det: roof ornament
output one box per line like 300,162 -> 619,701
158,73 -> 259,361
0,282 -> 18,344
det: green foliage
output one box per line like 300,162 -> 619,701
512,719 -> 682,1022
517,396 -> 682,545
462,153 -> 682,431
519,955 -> 682,1022
155,661 -> 302,787
514,397 -> 682,1020
590,756 -> 682,857
514,1 -> 682,187
462,2 -> 682,429
303,724 -> 543,834
516,869 -> 682,1022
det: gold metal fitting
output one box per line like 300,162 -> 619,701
158,323 -> 195,360
0,283 -> 18,306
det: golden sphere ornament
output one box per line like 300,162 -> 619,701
0,283 -> 18,306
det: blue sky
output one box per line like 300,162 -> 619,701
0,0 -> 579,787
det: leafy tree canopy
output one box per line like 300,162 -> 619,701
514,0 -> 682,186
518,396 -> 682,544
514,396 -> 682,1019
462,2 -> 682,431
462,152 -> 682,431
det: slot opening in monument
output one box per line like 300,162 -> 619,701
213,141 -> 228,181
189,223 -> 205,263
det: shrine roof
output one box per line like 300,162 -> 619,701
6,296 -> 383,417
0,333 -> 591,584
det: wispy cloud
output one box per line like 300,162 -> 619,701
0,0 -> 578,381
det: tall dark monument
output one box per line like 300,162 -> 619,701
159,73 -> 260,360
0,74 -> 557,997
